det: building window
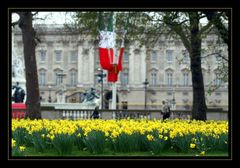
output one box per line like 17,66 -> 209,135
123,52 -> 129,62
166,50 -> 173,63
182,50 -> 189,64
151,51 -> 157,62
39,69 -> 46,86
166,71 -> 173,86
183,72 -> 189,86
55,50 -> 62,63
70,50 -> 78,63
55,70 -> 63,85
121,69 -> 128,85
151,71 -> 157,86
183,92 -> 188,96
70,70 -> 77,86
39,50 -> 46,63
215,92 -> 221,96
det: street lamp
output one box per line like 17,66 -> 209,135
143,78 -> 149,110
48,85 -> 52,103
172,87 -> 176,110
96,68 -> 106,109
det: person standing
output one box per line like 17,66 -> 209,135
161,101 -> 170,120
90,106 -> 100,119
13,82 -> 21,103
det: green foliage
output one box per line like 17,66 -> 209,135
110,132 -> 144,153
66,12 -> 165,48
202,134 -> 228,152
148,139 -> 167,155
69,12 -> 99,38
12,129 -> 228,156
12,128 -> 29,146
138,133 -> 150,152
31,129 -> 51,152
12,145 -> 25,156
18,146 -> 228,156
194,133 -> 211,153
148,130 -> 170,154
172,134 -> 193,153
73,128 -> 86,150
52,134 -> 74,155
84,130 -> 106,154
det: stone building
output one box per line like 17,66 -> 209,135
12,24 -> 228,110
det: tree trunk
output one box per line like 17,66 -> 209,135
189,12 -> 207,120
18,12 -> 41,119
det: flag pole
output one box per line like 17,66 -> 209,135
111,12 -> 117,110
112,82 -> 116,109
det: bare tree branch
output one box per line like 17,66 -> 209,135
12,20 -> 20,27
163,13 -> 191,52
12,12 -> 24,28
199,21 -> 214,35
201,52 -> 228,62
179,19 -> 189,25
33,17 -> 46,20
199,14 -> 207,20
203,11 -> 228,45
32,12 -> 38,16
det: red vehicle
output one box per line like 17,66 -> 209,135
12,103 -> 26,119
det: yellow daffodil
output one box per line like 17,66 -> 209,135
12,139 -> 16,147
19,146 -> 25,152
190,143 -> 196,149
147,134 -> 154,141
12,118 -> 228,152
200,151 -> 205,156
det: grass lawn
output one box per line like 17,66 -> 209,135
20,147 -> 228,157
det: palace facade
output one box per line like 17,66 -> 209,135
12,24 -> 228,110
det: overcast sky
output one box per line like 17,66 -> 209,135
12,11 -> 211,25
12,12 -> 74,25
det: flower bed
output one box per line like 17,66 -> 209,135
12,119 -> 228,156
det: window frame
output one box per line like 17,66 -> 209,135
39,69 -> 46,86
39,50 -> 47,63
55,50 -> 62,63
70,50 -> 78,63
166,71 -> 173,86
166,50 -> 173,63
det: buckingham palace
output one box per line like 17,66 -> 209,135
12,24 -> 228,110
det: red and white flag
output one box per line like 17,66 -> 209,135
107,31 -> 126,82
98,12 -> 125,83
